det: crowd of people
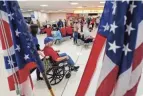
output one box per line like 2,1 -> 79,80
27,16 -> 100,80
40,16 -> 100,46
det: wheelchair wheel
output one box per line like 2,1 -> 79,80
65,73 -> 71,78
46,66 -> 65,85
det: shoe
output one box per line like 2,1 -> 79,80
71,66 -> 80,71
37,77 -> 43,81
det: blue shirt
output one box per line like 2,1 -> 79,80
32,36 -> 38,45
52,30 -> 62,40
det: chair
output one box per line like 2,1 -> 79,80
43,56 -> 71,85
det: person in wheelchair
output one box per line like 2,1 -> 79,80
83,30 -> 94,43
52,27 -> 63,44
43,37 -> 80,71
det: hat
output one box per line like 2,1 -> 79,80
44,37 -> 54,44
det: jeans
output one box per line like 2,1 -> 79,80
59,53 -> 75,66
73,32 -> 78,44
73,38 -> 77,44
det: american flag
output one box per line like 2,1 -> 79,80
0,1 -> 44,95
76,1 -> 143,96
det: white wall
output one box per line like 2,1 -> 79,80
34,11 -> 49,23
22,12 -> 66,25
48,13 -> 66,22
22,11 -> 49,26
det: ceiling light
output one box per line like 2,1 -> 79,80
40,5 -> 48,7
100,2 -> 105,3
28,10 -> 32,11
77,6 -> 83,8
98,6 -> 104,7
70,2 -> 78,5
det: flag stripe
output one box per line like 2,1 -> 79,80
18,62 -> 36,83
127,60 -> 143,94
112,67 -> 132,96
124,77 -> 141,96
135,20 -> 143,49
85,45 -> 105,96
0,10 -> 9,23
8,73 -> 18,90
20,76 -> 34,96
97,54 -> 117,88
3,45 -> 15,56
75,34 -> 106,96
124,44 -> 143,95
8,62 -> 36,90
6,67 -> 18,76
0,14 -> 13,50
132,43 -> 143,71
96,65 -> 119,96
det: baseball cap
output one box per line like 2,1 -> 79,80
44,37 -> 54,44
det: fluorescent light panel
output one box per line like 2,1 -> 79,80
70,2 -> 78,5
100,2 -> 105,3
40,4 -> 48,7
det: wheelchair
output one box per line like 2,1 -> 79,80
43,56 -> 71,85
77,34 -> 93,48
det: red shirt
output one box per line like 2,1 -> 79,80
43,28 -> 52,36
66,26 -> 73,35
60,27 -> 66,37
91,18 -> 95,24
43,46 -> 59,61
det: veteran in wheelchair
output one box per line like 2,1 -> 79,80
43,37 -> 80,85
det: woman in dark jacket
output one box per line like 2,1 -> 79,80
30,24 -> 43,81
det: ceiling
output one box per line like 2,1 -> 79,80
18,0 -> 105,13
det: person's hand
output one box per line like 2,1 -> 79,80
66,56 -> 69,60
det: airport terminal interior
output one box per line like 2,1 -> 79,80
0,1 -> 143,96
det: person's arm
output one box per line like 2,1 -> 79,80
49,48 -> 68,62
37,51 -> 45,58
56,56 -> 68,62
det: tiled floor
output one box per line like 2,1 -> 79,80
0,28 -> 143,96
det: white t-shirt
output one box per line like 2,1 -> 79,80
96,18 -> 100,23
